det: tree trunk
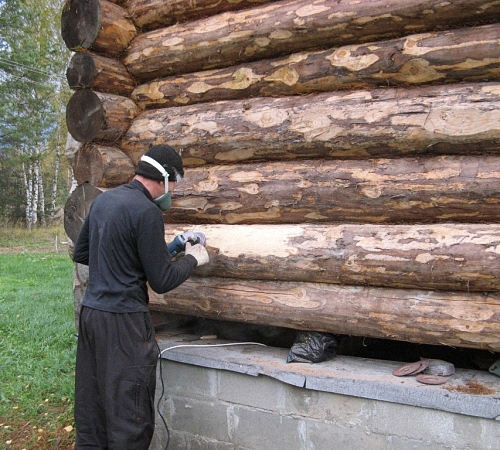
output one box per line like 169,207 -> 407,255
66,89 -> 138,143
132,23 -> 500,109
126,0 -> 281,31
61,0 -> 136,56
66,52 -> 136,96
121,82 -> 500,166
148,276 -> 500,351
64,182 -> 103,242
73,144 -> 135,187
122,0 -> 500,81
165,223 -> 500,292
163,156 -> 500,225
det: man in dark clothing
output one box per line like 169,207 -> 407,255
72,144 -> 209,450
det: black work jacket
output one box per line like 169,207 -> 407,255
73,180 -> 197,313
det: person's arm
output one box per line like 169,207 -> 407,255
73,216 -> 90,265
137,213 -> 199,293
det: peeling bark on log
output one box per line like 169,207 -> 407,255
165,224 -> 500,292
164,156 -> 500,225
149,276 -> 500,351
66,89 -> 138,143
126,0 -> 281,31
61,0 -> 136,56
66,52 -> 136,96
64,182 -> 103,242
121,83 -> 500,166
73,144 -> 134,187
123,0 -> 500,81
132,23 -> 500,109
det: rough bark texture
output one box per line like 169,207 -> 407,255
126,0 -> 281,30
61,0 -> 500,352
149,276 -> 500,351
164,156 -> 500,225
73,144 -> 134,187
67,89 -> 138,143
61,0 -> 136,56
123,0 -> 500,81
165,224 -> 500,292
63,182 -> 103,242
132,23 -> 500,109
66,51 -> 136,96
121,82 -> 500,166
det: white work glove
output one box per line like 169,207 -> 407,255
185,242 -> 209,267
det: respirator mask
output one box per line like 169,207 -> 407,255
140,155 -> 182,211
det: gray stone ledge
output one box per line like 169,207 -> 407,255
157,331 -> 500,420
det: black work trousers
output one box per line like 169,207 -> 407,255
75,306 -> 158,450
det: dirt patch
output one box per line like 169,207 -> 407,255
444,380 -> 496,396
0,421 -> 74,450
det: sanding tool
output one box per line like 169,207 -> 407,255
167,231 -> 206,257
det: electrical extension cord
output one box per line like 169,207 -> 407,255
156,341 -> 267,450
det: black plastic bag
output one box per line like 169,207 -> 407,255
286,331 -> 337,363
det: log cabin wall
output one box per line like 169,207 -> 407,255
62,0 -> 500,353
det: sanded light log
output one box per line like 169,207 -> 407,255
73,144 -> 134,187
164,156 -> 500,225
66,52 -> 136,96
132,23 -> 500,109
64,182 -> 104,243
126,0 -> 281,31
121,82 -> 500,166
123,0 -> 500,81
61,0 -> 136,56
165,224 -> 500,292
149,276 -> 500,351
66,89 -> 138,143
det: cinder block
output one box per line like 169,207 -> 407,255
388,436 -> 454,450
232,406 -> 305,450
159,360 -> 217,399
180,434 -> 235,450
306,420 -> 388,450
150,429 -> 186,450
218,371 -> 287,411
283,384 -> 376,424
167,396 -> 233,443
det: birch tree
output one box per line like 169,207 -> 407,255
0,0 -> 71,227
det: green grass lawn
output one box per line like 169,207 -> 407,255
0,229 -> 77,449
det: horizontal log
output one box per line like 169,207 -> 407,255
73,144 -> 134,187
132,23 -> 500,109
126,0 -> 280,31
66,89 -> 138,143
66,52 -> 136,96
165,224 -> 500,292
123,0 -> 500,81
121,82 -> 500,166
164,156 -> 500,225
61,0 -> 136,56
149,276 -> 500,351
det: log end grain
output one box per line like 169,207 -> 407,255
66,52 -> 96,89
66,89 -> 105,142
64,182 -> 103,242
61,0 -> 101,50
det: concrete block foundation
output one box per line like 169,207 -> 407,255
150,332 -> 500,450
